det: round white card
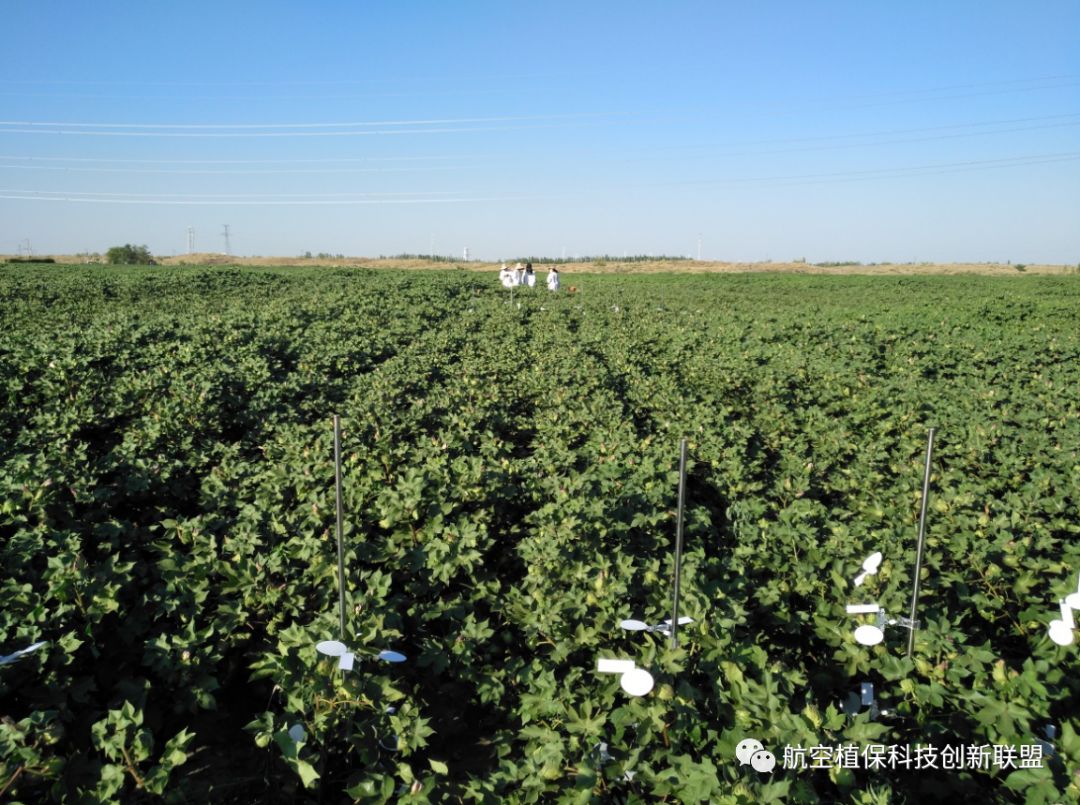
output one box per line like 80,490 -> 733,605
620,668 -> 655,696
316,640 -> 347,657
854,624 -> 884,646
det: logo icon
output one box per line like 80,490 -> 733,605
736,737 -> 776,773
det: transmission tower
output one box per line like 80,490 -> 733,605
187,226 -> 195,254
222,224 -> 231,256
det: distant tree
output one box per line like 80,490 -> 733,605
105,244 -> 155,265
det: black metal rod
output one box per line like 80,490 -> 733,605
671,438 -> 688,649
333,415 -> 347,641
907,428 -> 936,659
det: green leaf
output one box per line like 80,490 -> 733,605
295,758 -> 320,789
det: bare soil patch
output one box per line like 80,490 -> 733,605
11,254 -> 1076,275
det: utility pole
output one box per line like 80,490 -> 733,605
187,226 -> 195,254
697,233 -> 702,261
222,224 -> 231,256
463,246 -> 469,262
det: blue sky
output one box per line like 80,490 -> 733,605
2,1 -> 1078,263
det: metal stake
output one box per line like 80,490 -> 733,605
671,438 -> 688,649
333,415 -> 347,640
906,428 -> 936,659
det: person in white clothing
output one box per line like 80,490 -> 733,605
499,263 -> 514,288
547,267 -> 560,291
513,262 -> 524,286
524,263 -> 536,287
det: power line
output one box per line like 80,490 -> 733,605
1,74 -> 1078,139
0,122 -> 594,138
0,89 -> 523,102
0,193 -> 544,206
0,73 -> 1059,104
0,154 -> 470,164
0,71 -> 557,87
618,120 -> 1080,165
0,112 -> 608,130
3,151 -> 1077,206
0,164 -> 472,175
0,189 -> 464,198
0,106 -> 1074,158
1,117 -> 1075,176
644,113 -> 1080,154
0,72 -> 1073,96
649,151 -> 1080,188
